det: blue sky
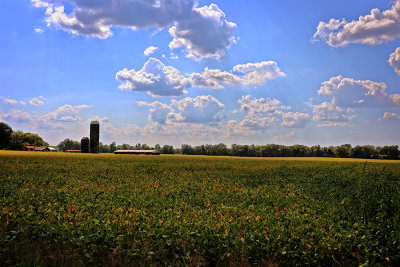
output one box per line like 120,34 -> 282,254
0,0 -> 399,147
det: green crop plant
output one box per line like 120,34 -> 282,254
0,151 -> 399,266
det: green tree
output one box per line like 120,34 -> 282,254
109,142 -> 117,153
57,139 -> 80,151
161,145 -> 174,154
181,144 -> 193,155
154,144 -> 161,152
11,131 -> 48,150
379,145 -> 400,159
0,122 -> 13,149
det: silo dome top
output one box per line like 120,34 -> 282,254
90,120 -> 99,125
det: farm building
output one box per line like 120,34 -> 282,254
114,150 -> 160,155
65,150 -> 81,153
23,146 -> 57,152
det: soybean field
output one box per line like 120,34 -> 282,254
0,151 -> 399,266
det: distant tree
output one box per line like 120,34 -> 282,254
216,143 -> 228,156
99,142 -> 110,153
11,131 -> 48,150
154,144 -> 161,152
57,138 -> 80,151
0,122 -> 13,149
334,144 -> 352,158
352,145 -> 375,159
379,145 -> 400,159
109,142 -> 117,153
181,144 -> 193,155
161,145 -> 174,154
141,144 -> 150,150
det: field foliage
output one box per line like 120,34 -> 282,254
0,151 -> 399,266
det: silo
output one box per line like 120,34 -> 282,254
90,121 -> 99,153
81,137 -> 90,153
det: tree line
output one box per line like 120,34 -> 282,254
1,122 -> 399,159
0,122 -> 48,150
181,143 -> 400,160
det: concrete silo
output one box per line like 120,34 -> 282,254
90,121 -> 99,153
81,137 -> 90,153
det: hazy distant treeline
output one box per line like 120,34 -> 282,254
1,122 -> 398,159
57,138 -> 399,160
180,143 -> 400,160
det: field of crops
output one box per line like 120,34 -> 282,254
1,151 -> 399,266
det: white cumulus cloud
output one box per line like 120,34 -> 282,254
34,28 -> 44,34
232,61 -> 286,86
389,47 -> 400,75
312,102 -> 349,123
171,95 -> 224,123
280,112 -> 310,128
137,101 -> 174,124
190,61 -> 285,89
33,0 -> 236,60
169,3 -> 236,59
116,57 -> 191,97
0,109 -> 32,123
3,98 -> 19,105
318,75 -> 394,107
29,97 -> 45,106
237,95 -> 288,116
383,112 -> 400,120
389,94 -> 400,105
313,0 -> 400,47
144,46 -> 158,56
117,58 -> 284,96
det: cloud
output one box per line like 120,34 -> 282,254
137,101 -> 174,124
3,98 -> 19,105
32,0 -> 50,8
390,94 -> 400,105
34,28 -> 44,34
34,0 -> 236,60
389,47 -> 400,75
280,112 -> 310,128
138,95 -> 225,125
116,57 -> 191,97
313,0 -> 400,47
318,75 -> 394,107
40,104 -> 91,122
171,95 -> 224,123
169,3 -> 236,59
117,58 -> 284,95
103,122 -> 143,140
144,46 -> 158,56
190,61 -> 285,89
317,122 -> 350,127
0,109 -> 32,123
312,102 -> 349,123
29,97 -> 45,106
190,68 -> 241,89
0,104 -> 91,129
273,131 -> 295,142
224,119 -> 260,137
228,95 -> 294,132
237,95 -> 288,116
232,61 -> 286,86
382,112 -> 400,120
239,114 -> 277,129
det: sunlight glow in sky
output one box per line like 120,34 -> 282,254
0,0 -> 399,146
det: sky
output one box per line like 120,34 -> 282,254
0,0 -> 399,147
